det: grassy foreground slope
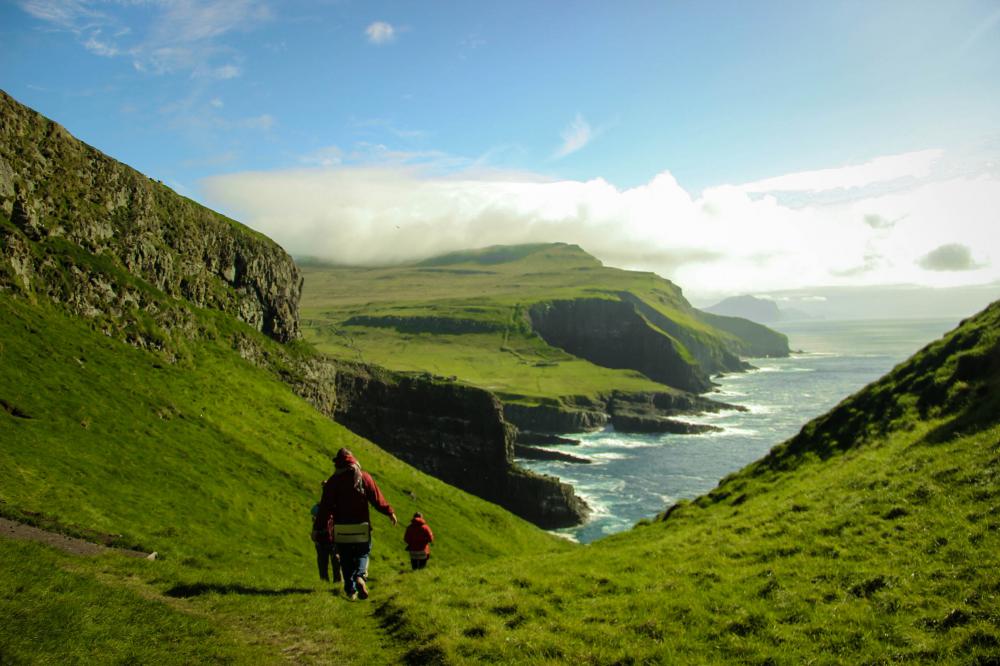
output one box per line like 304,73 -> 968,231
0,291 -> 567,663
300,243 -> 786,407
372,302 -> 1000,663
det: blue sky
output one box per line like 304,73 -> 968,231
3,1 -> 1000,308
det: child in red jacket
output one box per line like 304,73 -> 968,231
404,512 -> 434,570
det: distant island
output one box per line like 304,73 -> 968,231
704,294 -> 818,324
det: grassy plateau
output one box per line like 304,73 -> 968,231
299,243 -> 784,408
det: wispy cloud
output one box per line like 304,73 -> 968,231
552,113 -> 594,160
959,7 -> 1000,56
17,0 -> 271,77
365,21 -> 396,45
300,145 -> 344,168
193,63 -> 242,80
238,113 -> 275,130
83,31 -> 118,56
738,149 -> 944,193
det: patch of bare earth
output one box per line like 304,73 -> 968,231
0,517 -> 152,558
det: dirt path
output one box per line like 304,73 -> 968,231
0,517 -> 152,558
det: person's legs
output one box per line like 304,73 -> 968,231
410,558 -> 419,570
315,542 -> 330,581
354,540 -> 372,599
332,551 -> 343,582
335,543 -> 360,596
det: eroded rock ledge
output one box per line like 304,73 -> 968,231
504,389 -> 743,435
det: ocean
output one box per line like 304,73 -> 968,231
517,317 -> 963,543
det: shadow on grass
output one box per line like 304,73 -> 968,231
164,583 -> 314,598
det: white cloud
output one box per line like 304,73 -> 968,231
200,149 -> 1000,298
209,97 -> 224,108
365,21 -> 396,45
738,149 -> 944,193
552,114 -> 594,159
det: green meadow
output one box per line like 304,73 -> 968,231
2,278 -> 998,662
0,292 -> 567,663
299,243 -> 772,406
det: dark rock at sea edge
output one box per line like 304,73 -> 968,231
516,431 -> 582,446
514,445 -> 592,464
610,413 -> 723,434
504,402 -> 608,433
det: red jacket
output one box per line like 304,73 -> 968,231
404,517 -> 434,554
315,469 -> 394,532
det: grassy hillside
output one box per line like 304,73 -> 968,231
0,291 -> 568,663
365,302 -> 1000,663
301,243 -> 787,408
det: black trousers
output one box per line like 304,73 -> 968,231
315,540 -> 342,581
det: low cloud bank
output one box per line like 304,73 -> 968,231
200,153 -> 1000,298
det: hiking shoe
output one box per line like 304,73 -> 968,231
355,577 -> 369,600
346,592 -> 357,601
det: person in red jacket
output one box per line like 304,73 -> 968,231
314,448 -> 397,600
404,512 -> 434,570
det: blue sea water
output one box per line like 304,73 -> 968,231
517,318 -> 962,543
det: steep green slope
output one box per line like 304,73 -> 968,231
0,290 -> 568,663
366,302 -> 1000,663
301,243 -> 789,431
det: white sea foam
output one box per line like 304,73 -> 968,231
587,451 -> 630,461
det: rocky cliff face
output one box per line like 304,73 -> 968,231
280,357 -> 589,528
0,90 -> 301,343
529,298 -> 713,393
328,364 -> 589,528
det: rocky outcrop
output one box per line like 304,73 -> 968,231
504,387 -> 739,435
514,445 -> 591,464
0,90 -> 301,343
609,413 -> 721,434
504,401 -> 609,433
314,362 -> 589,528
528,298 -> 713,393
516,432 -> 581,446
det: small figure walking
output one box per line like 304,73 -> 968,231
311,482 -> 342,583
404,512 -> 434,570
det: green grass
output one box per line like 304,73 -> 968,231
301,243 -> 786,407
0,293 -> 568,663
4,293 -> 998,663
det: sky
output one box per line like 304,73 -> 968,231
2,1 -> 999,315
